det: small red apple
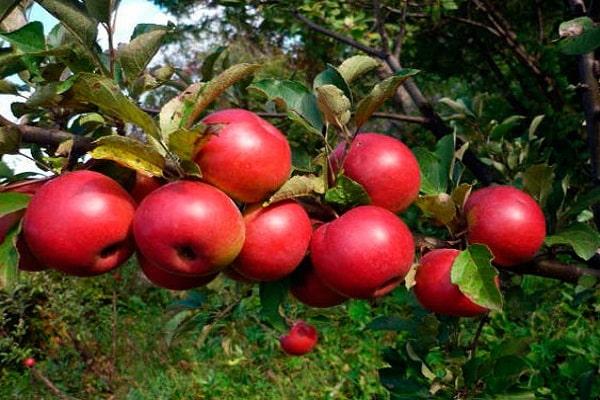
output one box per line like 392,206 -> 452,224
464,185 -> 546,267
414,249 -> 490,317
138,254 -> 217,290
195,108 -> 292,202
331,133 -> 420,212
279,320 -> 318,356
311,205 -> 414,299
232,200 -> 312,281
23,171 -> 136,276
129,172 -> 162,203
290,259 -> 347,308
133,180 -> 245,276
22,357 -> 36,368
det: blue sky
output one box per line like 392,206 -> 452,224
1,0 -> 173,173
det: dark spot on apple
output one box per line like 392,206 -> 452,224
373,275 -> 402,297
100,242 -> 123,258
177,245 -> 197,261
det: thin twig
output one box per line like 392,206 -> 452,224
30,368 -> 78,400
255,111 -> 427,124
469,315 -> 489,360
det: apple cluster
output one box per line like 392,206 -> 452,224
414,185 -> 546,317
1,108 -> 547,356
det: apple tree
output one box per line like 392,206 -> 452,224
1,0 -> 600,398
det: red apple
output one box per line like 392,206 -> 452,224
414,249 -> 489,317
195,109 -> 292,202
311,205 -> 414,299
22,357 -> 36,368
290,259 -> 347,308
129,172 -> 162,203
232,200 -> 312,281
138,254 -> 217,290
465,185 -> 546,266
331,133 -> 420,212
279,320 -> 318,356
23,171 -> 135,276
133,180 -> 245,276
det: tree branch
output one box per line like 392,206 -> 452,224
256,111 -> 428,124
0,115 -> 93,151
472,0 -> 563,109
291,11 -> 387,59
567,0 -> 600,229
292,10 -> 497,185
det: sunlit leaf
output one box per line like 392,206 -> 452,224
337,55 -> 379,84
355,69 -> 419,129
249,78 -> 323,133
545,223 -> 600,261
264,174 -> 326,206
90,136 -> 165,177
450,244 -> 502,311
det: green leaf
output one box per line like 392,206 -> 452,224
0,192 -> 30,217
118,26 -> 168,84
167,126 -> 210,161
0,126 -> 21,155
325,175 -> 371,208
565,186 -> 600,217
315,84 -> 351,128
0,221 -> 20,291
131,23 -> 165,40
0,21 -> 45,53
522,164 -> 555,207
89,136 -> 165,177
450,244 -> 502,311
354,69 -> 419,128
378,368 -> 429,398
415,193 -> 456,225
489,115 -> 525,140
68,73 -> 161,140
201,46 -> 226,81
259,280 -> 287,330
557,17 -> 600,55
249,79 -> 323,132
84,0 -> 113,23
37,0 -> 98,47
337,55 -> 379,84
413,148 -> 445,195
159,82 -> 205,138
183,63 -> 260,129
528,114 -> 544,140
263,174 -> 326,206
313,64 -> 352,103
545,223 -> 600,261
439,97 -> 475,118
163,309 -> 194,347
367,316 -> 416,331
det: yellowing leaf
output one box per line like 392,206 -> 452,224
315,84 -> 351,128
416,193 -> 456,225
90,136 -> 165,177
264,175 -> 326,206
